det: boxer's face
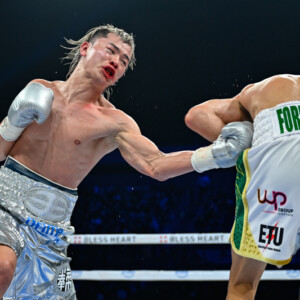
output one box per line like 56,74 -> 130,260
80,33 -> 132,87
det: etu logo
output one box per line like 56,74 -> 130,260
257,189 -> 287,211
259,223 -> 284,247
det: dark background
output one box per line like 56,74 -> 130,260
1,0 -> 300,299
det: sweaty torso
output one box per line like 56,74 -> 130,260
9,80 -> 126,188
238,74 -> 300,120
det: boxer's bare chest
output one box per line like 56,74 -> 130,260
27,97 -> 118,147
10,99 -> 119,186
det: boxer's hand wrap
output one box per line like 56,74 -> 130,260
0,83 -> 54,141
191,121 -> 253,173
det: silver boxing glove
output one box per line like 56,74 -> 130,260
191,121 -> 253,173
0,82 -> 54,141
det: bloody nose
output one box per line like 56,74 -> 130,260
110,61 -> 118,70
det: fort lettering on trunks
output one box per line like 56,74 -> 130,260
276,105 -> 300,134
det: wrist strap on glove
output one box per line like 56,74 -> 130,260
191,145 -> 219,173
0,117 -> 24,141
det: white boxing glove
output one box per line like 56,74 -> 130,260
191,121 -> 253,173
0,82 -> 54,141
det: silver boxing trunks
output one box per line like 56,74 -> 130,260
0,156 -> 78,300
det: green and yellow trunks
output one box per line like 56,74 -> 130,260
230,101 -> 300,266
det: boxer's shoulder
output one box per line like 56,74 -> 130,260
28,79 -> 54,89
99,106 -> 140,134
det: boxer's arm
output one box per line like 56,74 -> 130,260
115,116 -> 252,181
115,122 -> 194,181
185,86 -> 253,142
0,133 -> 15,161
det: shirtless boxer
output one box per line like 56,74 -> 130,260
185,74 -> 300,300
0,24 -> 253,299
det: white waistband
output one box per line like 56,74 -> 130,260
252,101 -> 300,147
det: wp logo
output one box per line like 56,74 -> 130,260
257,189 -> 287,211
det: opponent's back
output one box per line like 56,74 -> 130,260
239,74 -> 300,119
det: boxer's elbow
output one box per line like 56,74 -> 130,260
143,164 -> 168,182
0,139 -> 15,162
0,154 -> 7,162
145,168 -> 168,181
185,105 -> 208,132
184,107 -> 196,130
152,170 -> 168,181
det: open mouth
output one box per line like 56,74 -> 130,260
103,66 -> 116,79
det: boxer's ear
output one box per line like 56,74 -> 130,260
80,42 -> 90,57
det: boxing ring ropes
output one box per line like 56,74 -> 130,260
69,233 -> 300,281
